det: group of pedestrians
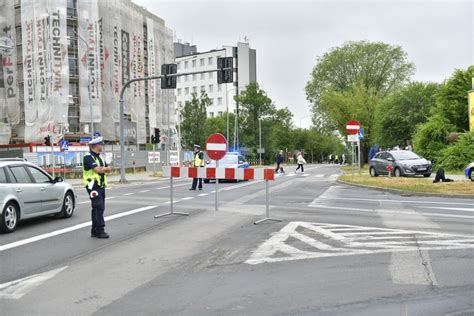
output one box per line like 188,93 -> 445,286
274,150 -> 307,174
328,153 -> 346,165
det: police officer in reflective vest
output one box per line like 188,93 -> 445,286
190,144 -> 205,190
83,137 -> 112,238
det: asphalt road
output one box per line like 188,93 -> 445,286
1,164 -> 473,315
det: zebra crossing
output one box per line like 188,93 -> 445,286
276,172 -> 339,180
246,222 -> 474,265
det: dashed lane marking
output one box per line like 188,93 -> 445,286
246,222 -> 474,265
139,190 -> 150,193
123,193 -> 134,196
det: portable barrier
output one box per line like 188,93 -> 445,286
154,167 -> 281,224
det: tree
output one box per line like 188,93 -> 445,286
305,40 -> 415,131
375,82 -> 439,147
204,112 -> 235,142
180,92 -> 211,150
437,132 -> 474,170
430,66 -> 473,131
235,82 -> 274,149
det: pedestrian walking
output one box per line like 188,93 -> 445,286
275,150 -> 284,173
295,152 -> 306,173
341,153 -> 346,165
190,144 -> 205,190
83,137 -> 112,239
334,154 -> 339,164
329,154 -> 333,164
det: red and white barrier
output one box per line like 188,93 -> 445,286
163,166 -> 275,181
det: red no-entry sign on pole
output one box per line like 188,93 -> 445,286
206,133 -> 227,161
346,120 -> 361,135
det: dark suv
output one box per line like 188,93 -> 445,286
369,150 -> 432,177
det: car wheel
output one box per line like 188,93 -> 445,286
0,202 -> 19,233
470,169 -> 474,182
369,167 -> 378,177
55,192 -> 74,219
423,174 -> 431,178
394,168 -> 401,177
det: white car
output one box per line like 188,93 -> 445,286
0,158 -> 76,233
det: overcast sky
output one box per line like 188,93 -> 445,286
133,0 -> 473,127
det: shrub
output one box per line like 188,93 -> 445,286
437,132 -> 474,170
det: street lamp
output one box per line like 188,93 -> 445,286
71,31 -> 94,138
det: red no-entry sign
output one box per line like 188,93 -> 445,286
206,133 -> 227,161
346,120 -> 361,135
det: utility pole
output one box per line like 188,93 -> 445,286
73,31 -> 94,138
259,115 -> 262,165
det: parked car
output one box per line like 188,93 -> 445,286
0,158 -> 76,233
465,162 -> 474,181
204,152 -> 250,183
369,150 -> 432,177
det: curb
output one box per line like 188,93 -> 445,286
336,179 -> 474,200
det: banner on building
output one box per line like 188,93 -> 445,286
147,17 -> 157,130
78,0 -> 101,124
21,0 -> 70,143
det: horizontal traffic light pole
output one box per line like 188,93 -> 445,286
118,66 -> 233,183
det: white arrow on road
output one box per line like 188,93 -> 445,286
0,266 -> 68,299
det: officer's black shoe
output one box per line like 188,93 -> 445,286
198,187 -> 202,190
91,230 -> 98,238
189,188 -> 196,191
95,232 -> 110,239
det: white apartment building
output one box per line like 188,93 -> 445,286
174,42 -> 257,118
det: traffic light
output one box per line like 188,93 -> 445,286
44,135 -> 51,146
217,57 -> 233,84
161,64 -> 177,89
152,128 -> 160,144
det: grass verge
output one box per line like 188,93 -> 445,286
340,167 -> 473,196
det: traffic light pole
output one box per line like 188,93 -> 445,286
119,67 -> 231,183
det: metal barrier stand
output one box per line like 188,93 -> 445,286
254,180 -> 282,225
154,174 -> 189,219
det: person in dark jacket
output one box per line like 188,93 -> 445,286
275,150 -> 284,173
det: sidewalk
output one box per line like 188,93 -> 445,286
66,171 -> 164,187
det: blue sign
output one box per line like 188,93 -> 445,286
60,140 -> 69,151
359,128 -> 365,139
93,132 -> 101,137
80,137 -> 91,143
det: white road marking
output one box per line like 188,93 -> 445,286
198,193 -> 208,196
123,193 -> 134,196
315,174 -> 325,178
0,205 -> 158,252
180,197 -> 194,201
139,190 -> 150,193
317,196 -> 474,206
156,183 -> 188,190
285,173 -> 297,177
78,201 -> 89,205
425,206 -> 474,213
308,204 -> 474,220
246,222 -> 474,265
105,197 -> 116,200
0,266 -> 68,299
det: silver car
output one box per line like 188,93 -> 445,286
0,159 -> 76,233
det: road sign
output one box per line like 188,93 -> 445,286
359,128 -> 365,139
148,151 -> 160,163
59,140 -> 69,152
347,134 -> 359,142
206,133 -> 227,161
257,148 -> 265,154
346,120 -> 360,135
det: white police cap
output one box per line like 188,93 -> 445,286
88,136 -> 104,145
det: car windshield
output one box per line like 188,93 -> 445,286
210,155 -> 238,165
391,151 -> 421,160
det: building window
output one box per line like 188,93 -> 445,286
177,62 -> 181,70
218,111 -> 223,117
200,73 -> 205,80
184,61 -> 189,69
208,72 -> 213,79
209,112 -> 214,117
192,74 -> 196,81
185,75 -> 188,82
208,57 -> 213,65
209,99 -> 214,105
217,97 -> 222,105
177,88 -> 181,96
208,84 -> 213,92
185,87 -> 189,95
200,85 -> 205,92
192,59 -> 196,67
217,84 -> 222,92
200,58 -> 204,66
178,101 -> 182,108
193,86 -> 197,93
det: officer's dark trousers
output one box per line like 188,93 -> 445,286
86,186 -> 106,232
191,177 -> 202,189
